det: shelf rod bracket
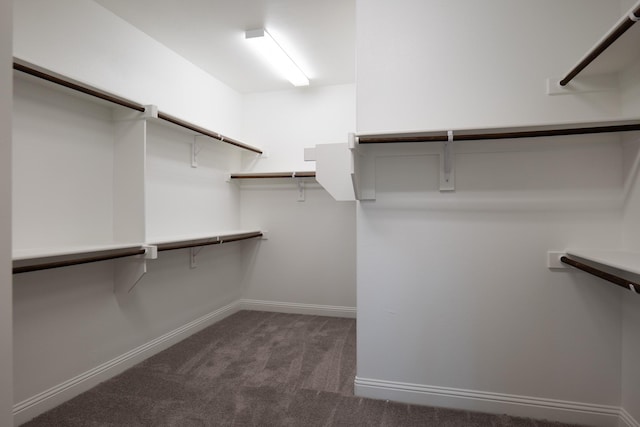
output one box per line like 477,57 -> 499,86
190,246 -> 204,269
440,130 -> 455,192
191,137 -> 201,168
114,245 -> 157,295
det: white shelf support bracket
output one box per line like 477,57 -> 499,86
440,131 -> 455,192
297,180 -> 306,202
191,137 -> 202,168
190,247 -> 203,269
547,251 -> 568,269
143,104 -> 158,119
114,245 -> 157,295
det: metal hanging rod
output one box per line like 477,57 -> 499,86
157,112 -> 263,155
154,231 -> 263,252
13,247 -> 147,274
560,3 -> 640,86
357,122 -> 640,144
560,256 -> 639,293
229,171 -> 316,179
13,59 -> 146,112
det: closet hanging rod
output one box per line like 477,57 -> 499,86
560,256 -> 639,293
229,171 -> 316,179
560,3 -> 640,86
13,247 -> 147,274
154,231 -> 263,252
13,59 -> 146,112
157,112 -> 263,155
357,122 -> 640,144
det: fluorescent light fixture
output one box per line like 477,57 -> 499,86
245,28 -> 309,87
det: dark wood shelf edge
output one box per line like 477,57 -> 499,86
229,172 -> 316,179
560,256 -> 640,293
13,58 -> 146,112
156,112 -> 263,155
358,122 -> 640,144
154,231 -> 263,252
13,246 -> 147,274
560,4 -> 640,86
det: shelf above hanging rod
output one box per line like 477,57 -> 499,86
229,171 -> 316,179
156,112 -> 263,155
356,119 -> 640,144
152,231 -> 263,252
13,58 -> 146,112
13,58 -> 263,156
559,2 -> 640,86
13,245 -> 148,274
560,255 -> 639,293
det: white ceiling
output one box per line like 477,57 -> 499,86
93,0 -> 356,94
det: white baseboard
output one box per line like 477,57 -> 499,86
13,301 -> 241,426
620,408 -> 640,427
355,377 -> 626,427
239,298 -> 356,318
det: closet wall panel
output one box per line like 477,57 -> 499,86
355,0 -> 635,424
0,0 -> 12,424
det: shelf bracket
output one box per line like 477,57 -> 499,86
297,180 -> 306,202
440,131 -> 455,192
191,137 -> 201,168
190,246 -> 204,269
114,245 -> 157,295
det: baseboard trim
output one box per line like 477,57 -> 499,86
620,408 -> 640,427
13,301 -> 241,426
239,298 -> 356,318
355,377 -> 623,427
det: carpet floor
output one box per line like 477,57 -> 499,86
23,310 -> 586,426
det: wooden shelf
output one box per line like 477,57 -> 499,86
154,111 -> 263,155
560,2 -> 640,85
14,57 -> 263,155
356,118 -> 640,144
150,230 -> 263,252
12,230 -> 264,273
229,171 -> 316,179
13,243 -> 147,274
565,249 -> 640,276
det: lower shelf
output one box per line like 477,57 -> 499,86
13,231 -> 264,275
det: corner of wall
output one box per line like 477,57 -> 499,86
0,0 -> 13,425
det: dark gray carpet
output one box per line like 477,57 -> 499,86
23,311 -> 585,426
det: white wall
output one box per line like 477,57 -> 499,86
238,84 -> 357,314
240,181 -> 356,314
356,0 -> 622,134
12,2 -> 358,423
13,0 -> 244,141
355,138 -> 625,423
621,136 -> 640,423
0,0 -> 13,425
11,1 -> 250,423
620,57 -> 640,118
241,84 -> 355,172
355,0 -> 633,424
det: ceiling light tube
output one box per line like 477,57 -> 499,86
245,29 -> 309,87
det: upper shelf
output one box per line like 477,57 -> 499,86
565,249 -> 640,276
560,1 -> 640,85
356,118 -> 640,144
229,171 -> 316,179
151,230 -> 263,252
13,58 -> 262,155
